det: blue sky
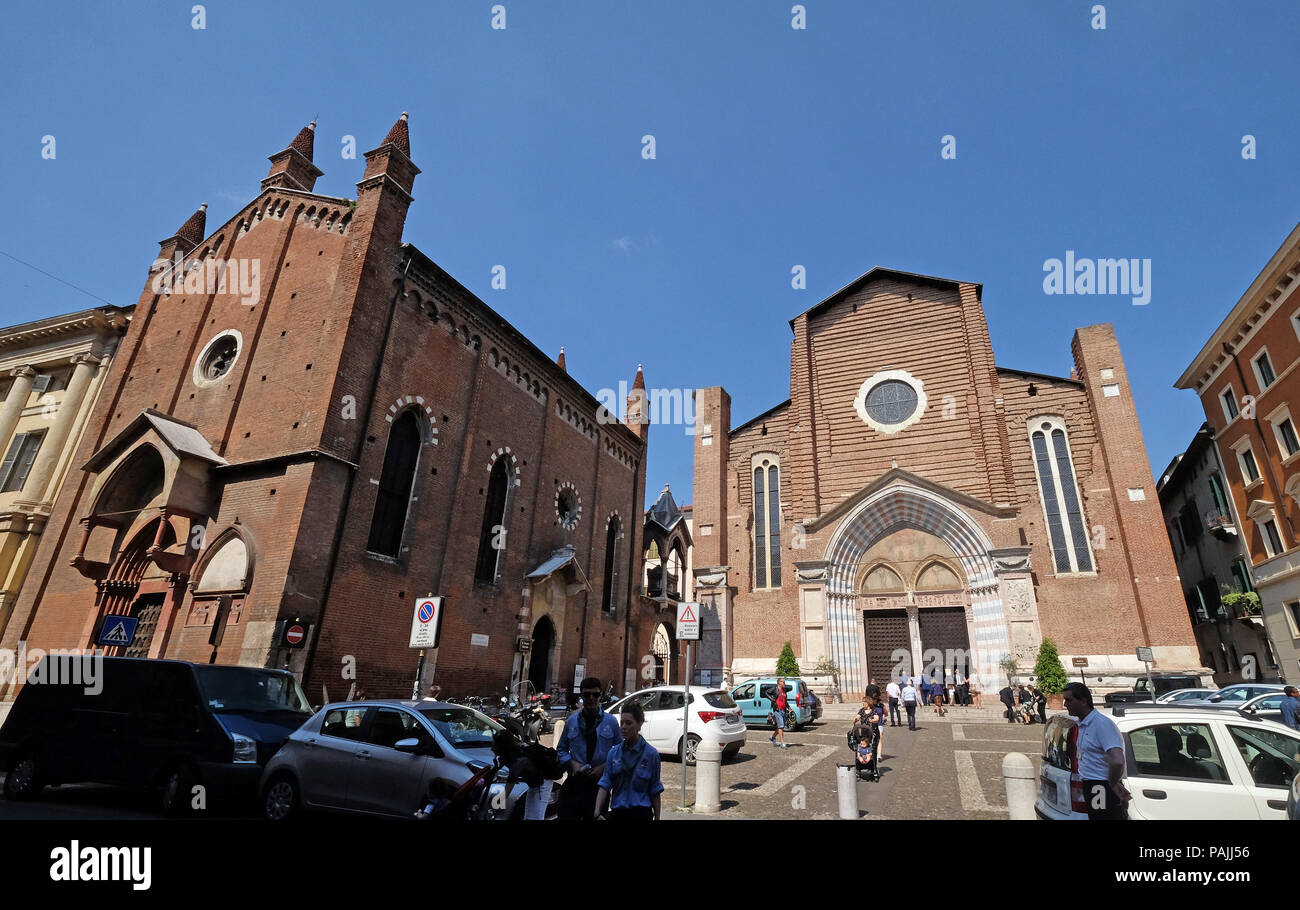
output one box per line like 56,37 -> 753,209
2,1 -> 1297,506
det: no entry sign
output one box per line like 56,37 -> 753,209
285,624 -> 306,646
410,597 -> 444,649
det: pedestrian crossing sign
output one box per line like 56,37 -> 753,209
97,615 -> 139,647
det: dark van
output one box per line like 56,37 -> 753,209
0,656 -> 312,815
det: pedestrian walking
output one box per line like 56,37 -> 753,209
999,683 -> 1016,723
1063,682 -> 1129,820
929,675 -> 947,716
886,678 -> 902,727
594,700 -> 663,820
1280,686 -> 1300,731
769,677 -> 790,749
901,678 -> 919,730
556,676 -> 621,820
970,676 -> 982,709
1035,685 -> 1048,724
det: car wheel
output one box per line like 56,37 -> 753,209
263,773 -> 300,822
682,734 -> 702,766
3,750 -> 43,800
159,763 -> 199,818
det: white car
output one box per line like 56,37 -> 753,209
606,686 -> 746,765
1035,705 -> 1299,820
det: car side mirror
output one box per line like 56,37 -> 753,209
395,737 -> 440,757
1208,695 -> 1223,703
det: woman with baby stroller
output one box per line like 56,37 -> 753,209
847,693 -> 885,781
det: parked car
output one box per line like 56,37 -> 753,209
1036,704 -> 1299,820
807,688 -> 823,721
1178,683 -> 1286,708
1235,691 -> 1295,725
1103,673 -> 1212,706
0,656 -> 312,815
260,700 -> 529,820
606,686 -> 746,765
730,678 -> 815,729
1155,688 -> 1218,704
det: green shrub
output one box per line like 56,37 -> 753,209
1032,638 -> 1069,695
776,641 -> 800,677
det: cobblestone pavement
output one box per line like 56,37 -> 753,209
659,710 -> 1046,820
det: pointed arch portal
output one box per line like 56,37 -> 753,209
821,482 -> 1011,696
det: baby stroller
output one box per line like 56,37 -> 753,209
847,718 -> 881,782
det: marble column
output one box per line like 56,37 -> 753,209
18,353 -> 99,504
0,365 -> 37,462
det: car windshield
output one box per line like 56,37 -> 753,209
1217,687 -> 1250,701
1133,679 -> 1151,694
419,707 -> 503,748
194,666 -> 312,714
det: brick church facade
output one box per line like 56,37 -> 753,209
1,115 -> 655,701
691,268 -> 1199,695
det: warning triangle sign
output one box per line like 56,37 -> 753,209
102,620 -> 131,645
679,604 -> 696,622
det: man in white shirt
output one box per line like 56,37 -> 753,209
1063,682 -> 1129,819
885,679 -> 902,727
900,680 -> 919,731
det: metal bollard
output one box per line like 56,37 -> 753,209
1002,752 -> 1037,820
836,763 -> 859,819
694,742 -> 722,814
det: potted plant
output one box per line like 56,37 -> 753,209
1033,638 -> 1069,709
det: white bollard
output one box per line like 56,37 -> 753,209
836,763 -> 860,819
1002,752 -> 1037,820
694,742 -> 722,814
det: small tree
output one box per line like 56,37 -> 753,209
998,654 -> 1019,685
1032,638 -> 1069,695
776,641 -> 800,677
1221,591 -> 1262,618
812,656 -> 840,690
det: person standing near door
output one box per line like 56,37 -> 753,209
1063,682 -> 1130,820
886,678 -> 902,727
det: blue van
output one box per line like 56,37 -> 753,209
730,678 -> 814,730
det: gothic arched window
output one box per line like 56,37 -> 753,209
601,516 -> 622,613
753,454 -> 782,589
475,459 -> 511,584
1029,418 -> 1093,573
367,411 -> 421,557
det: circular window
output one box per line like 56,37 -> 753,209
864,381 -> 918,425
854,370 -> 927,434
193,331 -> 243,387
555,482 -> 582,531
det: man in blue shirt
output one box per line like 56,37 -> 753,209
556,676 -> 621,820
1064,682 -> 1129,820
595,699 -> 663,820
1280,686 -> 1300,730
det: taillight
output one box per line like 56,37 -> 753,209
1067,724 -> 1088,813
697,711 -> 726,723
795,693 -> 803,706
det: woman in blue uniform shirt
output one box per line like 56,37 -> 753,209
594,700 -> 664,820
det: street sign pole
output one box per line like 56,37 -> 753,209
681,641 -> 692,810
413,649 -> 426,700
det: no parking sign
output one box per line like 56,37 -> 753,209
410,596 -> 444,648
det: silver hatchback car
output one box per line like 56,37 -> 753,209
260,700 -> 528,820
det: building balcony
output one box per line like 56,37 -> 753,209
1204,510 -> 1237,540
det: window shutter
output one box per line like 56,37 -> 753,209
31,374 -> 52,395
0,434 -> 22,490
4,432 -> 44,493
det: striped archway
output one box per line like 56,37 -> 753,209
822,481 -> 1009,695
